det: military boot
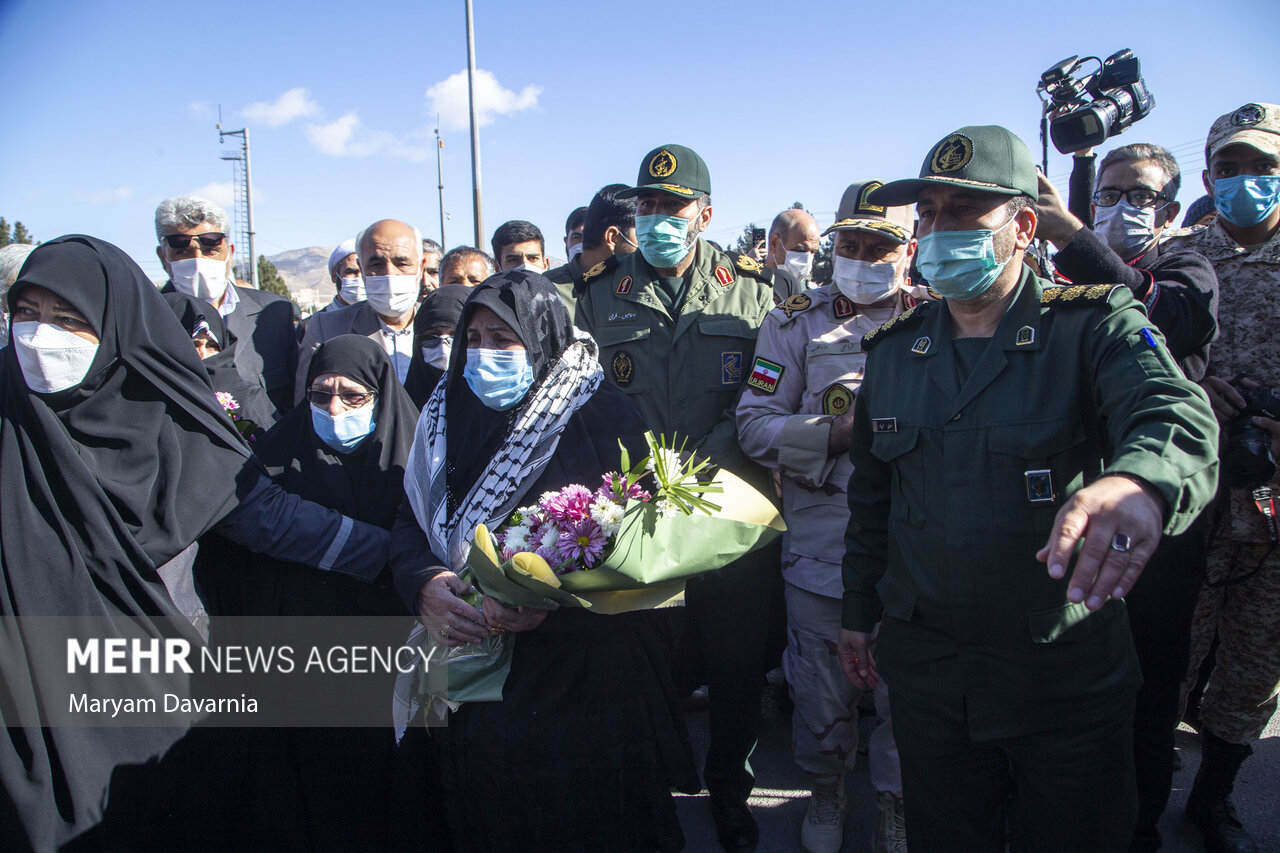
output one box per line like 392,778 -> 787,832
1185,730 -> 1257,853
800,773 -> 846,853
873,790 -> 909,852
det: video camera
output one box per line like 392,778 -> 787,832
1037,49 -> 1155,154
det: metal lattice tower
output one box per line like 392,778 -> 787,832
220,151 -> 252,283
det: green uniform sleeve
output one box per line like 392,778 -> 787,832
841,388 -> 890,632
1088,299 -> 1220,535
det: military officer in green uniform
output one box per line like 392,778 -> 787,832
838,126 -> 1219,851
545,183 -> 638,314
573,144 -> 778,851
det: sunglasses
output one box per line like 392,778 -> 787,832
307,389 -> 377,408
162,232 -> 227,251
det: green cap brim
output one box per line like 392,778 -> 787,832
869,176 -> 1023,207
821,218 -> 910,243
616,183 -> 706,200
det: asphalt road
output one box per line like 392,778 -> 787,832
675,671 -> 1280,852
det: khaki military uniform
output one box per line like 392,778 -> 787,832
843,268 -> 1219,850
575,238 -> 778,800
1164,218 -> 1280,745
736,284 -> 916,790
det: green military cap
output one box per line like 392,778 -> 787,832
617,144 -> 711,200
822,180 -> 913,244
869,125 -> 1038,206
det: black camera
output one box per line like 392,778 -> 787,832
1222,377 -> 1280,489
1038,49 -> 1155,154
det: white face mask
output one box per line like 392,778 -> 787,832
11,321 -> 100,394
363,274 -> 419,318
1092,201 -> 1158,261
338,275 -> 365,304
421,336 -> 452,370
518,262 -> 546,274
169,257 -> 231,304
833,256 -> 900,304
782,250 -> 813,282
567,243 -> 584,261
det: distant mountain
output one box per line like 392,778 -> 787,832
266,246 -> 334,311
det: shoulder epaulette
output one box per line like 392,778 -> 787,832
1040,284 -> 1123,307
730,252 -> 772,283
582,260 -> 609,283
774,292 -> 814,323
861,302 -> 929,350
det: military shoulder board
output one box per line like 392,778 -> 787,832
582,261 -> 609,282
861,303 -> 928,351
1040,283 -> 1123,307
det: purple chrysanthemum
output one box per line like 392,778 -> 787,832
557,518 -> 607,568
542,484 -> 594,522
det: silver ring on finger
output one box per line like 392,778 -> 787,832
1110,533 -> 1132,553
441,623 -> 451,640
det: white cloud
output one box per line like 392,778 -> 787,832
79,185 -> 135,204
304,113 -> 430,162
242,87 -> 321,128
186,101 -> 214,121
187,181 -> 236,210
425,69 -> 540,131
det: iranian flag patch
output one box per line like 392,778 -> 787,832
746,356 -> 784,394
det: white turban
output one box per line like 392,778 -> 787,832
328,239 -> 358,275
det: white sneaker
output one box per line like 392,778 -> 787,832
801,773 -> 846,853
873,790 -> 909,853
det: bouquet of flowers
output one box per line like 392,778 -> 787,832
216,391 -> 260,442
466,431 -> 784,614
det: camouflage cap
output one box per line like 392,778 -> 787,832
869,125 -> 1038,206
1206,103 -> 1280,164
617,144 -> 710,200
822,181 -> 913,244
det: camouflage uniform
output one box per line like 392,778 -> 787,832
1165,217 -> 1280,744
736,285 -> 917,791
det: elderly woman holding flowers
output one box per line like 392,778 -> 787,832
390,271 -> 697,853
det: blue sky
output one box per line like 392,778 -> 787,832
2,0 -> 1276,283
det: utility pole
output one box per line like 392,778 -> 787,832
465,0 -> 484,247
435,119 -> 447,250
216,118 -> 258,289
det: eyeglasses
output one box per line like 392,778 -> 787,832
1092,189 -> 1171,210
161,232 -> 227,251
307,389 -> 377,408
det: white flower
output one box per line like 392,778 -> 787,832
649,448 -> 696,490
589,498 -> 624,539
503,522 -> 532,553
654,499 -> 678,518
539,526 -> 560,551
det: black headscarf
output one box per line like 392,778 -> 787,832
442,270 -> 577,513
0,236 -> 255,850
403,284 -> 470,410
162,291 -> 273,430
255,334 -> 418,529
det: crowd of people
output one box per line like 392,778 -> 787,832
0,99 -> 1277,853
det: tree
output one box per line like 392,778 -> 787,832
0,218 -> 10,247
11,222 -> 33,245
257,255 -> 291,299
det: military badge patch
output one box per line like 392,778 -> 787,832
823,384 -> 853,416
721,351 -> 743,384
779,293 -> 811,318
911,336 -> 931,355
856,181 -> 886,214
1025,469 -> 1055,503
746,356 -> 784,394
931,133 -> 974,173
611,351 -> 634,387
735,255 -> 762,273
833,295 -> 855,319
1232,103 -> 1265,126
715,265 -> 733,285
583,261 -> 607,281
616,275 -> 633,296
872,418 -> 897,433
649,149 -> 677,177
1016,325 -> 1035,346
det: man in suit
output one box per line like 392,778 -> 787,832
154,195 -> 296,420
295,219 -> 426,402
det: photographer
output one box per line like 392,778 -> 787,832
1162,102 -> 1280,853
1037,143 -> 1219,853
1037,144 -> 1218,377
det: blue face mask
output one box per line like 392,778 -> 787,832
464,347 -> 535,410
635,213 -> 695,268
311,403 -> 377,454
1213,175 -> 1280,228
914,217 -> 1016,301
